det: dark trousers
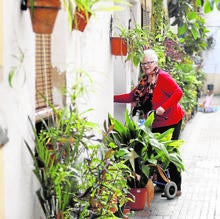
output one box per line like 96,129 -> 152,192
152,120 -> 182,191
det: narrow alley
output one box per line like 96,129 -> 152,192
131,95 -> 220,219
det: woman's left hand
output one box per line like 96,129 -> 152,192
156,106 -> 165,116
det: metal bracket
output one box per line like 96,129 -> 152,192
20,0 -> 27,10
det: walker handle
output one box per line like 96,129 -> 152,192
147,110 -> 168,120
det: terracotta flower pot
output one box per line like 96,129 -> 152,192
72,8 -> 91,32
123,208 -> 130,219
27,0 -> 61,34
111,37 -> 127,56
127,188 -> 147,210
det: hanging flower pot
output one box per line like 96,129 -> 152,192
110,37 -> 127,56
72,8 -> 91,32
27,0 -> 61,34
127,188 -> 147,210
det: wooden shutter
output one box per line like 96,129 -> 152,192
141,2 -> 151,30
35,34 -> 53,109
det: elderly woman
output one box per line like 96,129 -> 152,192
114,49 -> 184,196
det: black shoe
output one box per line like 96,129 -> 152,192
161,192 -> 166,198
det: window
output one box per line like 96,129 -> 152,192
141,1 -> 151,30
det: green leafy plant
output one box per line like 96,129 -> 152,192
200,0 -> 220,13
168,57 -> 204,114
61,0 -> 130,30
70,145 -> 131,218
103,110 -> 184,189
26,105 -> 97,218
26,70 -> 132,218
8,47 -> 26,87
118,23 -> 149,67
167,0 -> 209,55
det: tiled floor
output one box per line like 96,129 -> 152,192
130,95 -> 220,219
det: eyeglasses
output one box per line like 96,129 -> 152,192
140,61 -> 155,67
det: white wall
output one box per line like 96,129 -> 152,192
1,0 -> 140,218
113,0 -> 141,123
201,9 -> 220,94
2,0 -> 36,218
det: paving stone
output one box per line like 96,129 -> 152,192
129,95 -> 220,219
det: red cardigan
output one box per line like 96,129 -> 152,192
114,69 -> 184,128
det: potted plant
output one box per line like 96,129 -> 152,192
103,110 -> 184,210
25,104 -> 97,218
111,23 -> 149,66
26,71 -> 133,218
26,0 -> 61,34
62,0 -> 129,32
72,145 -> 132,218
110,36 -> 128,56
26,106 -> 133,218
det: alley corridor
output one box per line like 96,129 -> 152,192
131,95 -> 220,219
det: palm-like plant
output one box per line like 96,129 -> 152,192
103,109 -> 184,189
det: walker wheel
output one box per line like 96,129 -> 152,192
164,181 -> 177,199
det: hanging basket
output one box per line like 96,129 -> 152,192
72,8 -> 91,32
127,188 -> 147,210
27,0 -> 61,34
110,37 -> 127,56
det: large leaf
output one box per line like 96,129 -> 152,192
141,165 -> 150,178
165,139 -> 184,149
150,138 -> 169,157
110,115 -> 127,140
169,153 -> 185,171
157,165 -> 169,183
145,179 -> 154,207
204,0 -> 213,13
154,128 -> 174,142
191,26 -> 200,40
128,148 -> 139,172
196,0 -> 202,7
144,112 -> 155,128
187,11 -> 197,20
178,24 -> 187,36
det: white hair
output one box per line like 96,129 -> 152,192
143,49 -> 158,62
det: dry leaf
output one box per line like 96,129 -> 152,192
157,165 -> 169,183
145,178 -> 154,207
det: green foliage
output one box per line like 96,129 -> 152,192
8,47 -> 26,87
168,57 -> 204,113
118,24 -> 149,67
167,0 -> 209,55
26,103 -> 97,218
103,110 -> 184,188
151,0 -> 168,38
72,145 -> 131,218
27,117 -> 131,218
26,71 -> 132,219
149,13 -> 205,117
202,0 -> 220,12
61,0 -> 130,31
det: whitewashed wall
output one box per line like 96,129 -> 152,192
2,0 -> 36,218
202,9 -> 220,94
1,0 -> 140,218
113,0 -> 141,123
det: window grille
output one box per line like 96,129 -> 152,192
142,4 -> 151,31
